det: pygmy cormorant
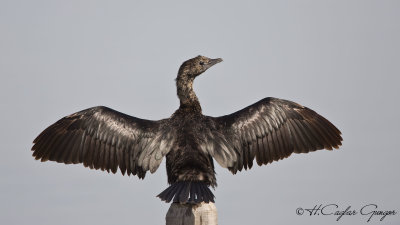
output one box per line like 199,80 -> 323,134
31,55 -> 342,204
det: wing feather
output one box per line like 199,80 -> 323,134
31,106 -> 175,178
206,97 -> 342,173
58,132 -> 74,164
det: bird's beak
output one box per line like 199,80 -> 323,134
208,58 -> 223,67
199,58 -> 223,75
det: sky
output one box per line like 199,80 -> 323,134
1,1 -> 399,225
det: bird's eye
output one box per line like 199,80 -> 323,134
199,61 -> 204,66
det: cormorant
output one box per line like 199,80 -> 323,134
31,55 -> 342,204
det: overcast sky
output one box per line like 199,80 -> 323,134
1,1 -> 399,225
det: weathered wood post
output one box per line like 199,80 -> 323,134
166,202 -> 217,225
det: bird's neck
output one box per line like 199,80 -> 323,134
176,76 -> 202,113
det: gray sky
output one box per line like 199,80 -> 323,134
1,1 -> 399,225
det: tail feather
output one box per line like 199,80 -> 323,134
164,184 -> 178,203
179,182 -> 191,203
172,182 -> 185,203
200,184 -> 214,203
204,185 -> 215,202
157,181 -> 215,204
189,184 -> 196,202
199,184 -> 208,203
194,181 -> 202,202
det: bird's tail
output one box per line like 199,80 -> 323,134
157,181 -> 215,204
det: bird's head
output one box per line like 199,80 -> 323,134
177,55 -> 223,80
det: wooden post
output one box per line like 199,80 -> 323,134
166,202 -> 217,225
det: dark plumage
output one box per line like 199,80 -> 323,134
31,55 -> 342,204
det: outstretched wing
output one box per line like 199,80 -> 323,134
31,106 -> 176,178
207,97 -> 342,174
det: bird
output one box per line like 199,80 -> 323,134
31,55 -> 342,204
